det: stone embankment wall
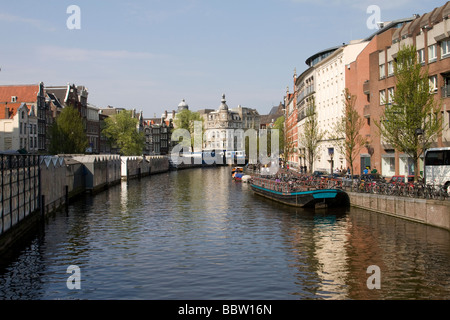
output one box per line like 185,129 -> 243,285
348,192 -> 450,231
0,154 -> 169,253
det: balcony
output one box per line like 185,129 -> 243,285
363,105 -> 370,119
442,85 -> 450,98
363,80 -> 370,95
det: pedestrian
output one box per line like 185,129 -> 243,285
363,166 -> 369,175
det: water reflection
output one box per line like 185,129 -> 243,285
0,166 -> 449,300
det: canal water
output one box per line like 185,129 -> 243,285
0,166 -> 449,300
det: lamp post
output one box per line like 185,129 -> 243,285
328,147 -> 334,174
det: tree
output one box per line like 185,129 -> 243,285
331,89 -> 368,177
102,110 -> 145,156
375,44 -> 443,181
48,106 -> 88,154
298,96 -> 326,174
173,109 -> 204,151
173,109 -> 203,133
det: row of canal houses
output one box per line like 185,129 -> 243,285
0,82 -> 173,156
284,2 -> 450,176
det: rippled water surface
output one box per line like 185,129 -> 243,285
1,166 -> 449,300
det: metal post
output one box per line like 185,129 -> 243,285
1,155 -> 4,234
40,195 -> 45,218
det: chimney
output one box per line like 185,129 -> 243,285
5,106 -> 9,118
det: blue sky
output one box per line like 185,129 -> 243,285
0,0 -> 446,116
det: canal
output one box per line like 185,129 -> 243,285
0,166 -> 449,300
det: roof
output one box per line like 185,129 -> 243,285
0,84 -> 41,105
45,86 -> 69,104
46,92 -> 64,109
305,45 -> 342,67
219,94 -> 229,111
260,104 -> 284,125
0,102 -> 31,120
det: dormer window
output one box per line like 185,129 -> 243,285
11,96 -> 17,103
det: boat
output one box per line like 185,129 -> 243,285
231,167 -> 244,179
250,177 -> 349,208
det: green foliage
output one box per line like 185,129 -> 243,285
173,109 -> 203,150
102,110 -> 145,156
48,106 -> 88,155
173,109 -> 203,134
376,44 -> 443,180
298,97 -> 326,173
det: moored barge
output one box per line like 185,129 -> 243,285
250,177 -> 349,208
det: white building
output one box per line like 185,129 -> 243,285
0,103 -> 38,153
300,41 -> 369,173
202,94 -> 260,152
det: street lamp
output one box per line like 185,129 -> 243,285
328,147 -> 334,174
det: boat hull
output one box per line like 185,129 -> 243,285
250,184 -> 349,208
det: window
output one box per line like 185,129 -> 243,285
428,44 -> 437,62
379,64 -> 386,79
388,61 -> 394,76
417,49 -> 425,64
379,90 -> 386,105
388,87 -> 395,104
11,96 -> 17,103
429,75 -> 438,93
441,39 -> 450,58
425,150 -> 450,166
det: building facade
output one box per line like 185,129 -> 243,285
360,3 -> 450,177
0,103 -> 38,153
202,94 -> 260,153
143,117 -> 173,155
0,83 -> 46,152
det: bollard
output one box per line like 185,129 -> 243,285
40,195 -> 45,218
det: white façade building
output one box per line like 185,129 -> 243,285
303,41 -> 369,173
202,94 -> 260,152
0,103 -> 38,153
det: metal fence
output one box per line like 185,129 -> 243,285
0,154 -> 40,236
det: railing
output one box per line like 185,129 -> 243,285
346,178 -> 449,201
0,154 -> 40,236
251,175 -> 343,194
